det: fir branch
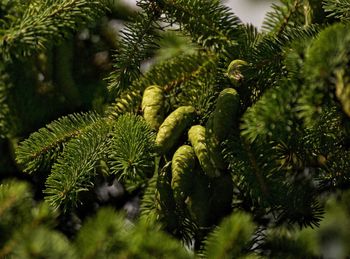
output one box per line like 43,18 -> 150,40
74,207 -> 127,258
128,219 -> 193,259
157,0 -> 241,52
238,36 -> 285,108
298,23 -> 350,126
261,227 -> 317,258
238,25 -> 318,108
236,24 -> 262,58
262,0 -> 305,36
241,81 -> 300,144
16,112 -> 102,174
323,0 -> 350,21
76,207 -> 192,258
276,181 -> 324,228
108,114 -> 156,183
44,119 -> 111,211
0,0 -> 28,29
8,227 -> 77,259
0,0 -> 107,59
0,181 -> 72,258
139,170 -> 160,226
242,140 -> 270,201
203,212 -> 256,259
224,135 -> 287,211
0,180 -> 50,255
0,180 -> 31,219
106,2 -> 162,97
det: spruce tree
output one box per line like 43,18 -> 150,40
1,0 -> 350,257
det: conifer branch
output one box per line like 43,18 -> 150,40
203,212 -> 256,258
276,0 -> 302,36
108,114 -> 156,183
157,0 -> 241,52
323,0 -> 350,21
0,180 -> 31,217
0,0 -> 107,59
106,2 -> 162,96
44,119 -> 111,211
262,0 -> 304,36
242,140 -> 270,201
16,112 -> 102,174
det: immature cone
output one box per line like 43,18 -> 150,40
156,106 -> 196,154
188,125 -> 218,178
206,88 -> 240,169
142,85 -> 165,130
206,116 -> 225,169
227,59 -> 247,85
212,88 -> 239,138
171,145 -> 196,203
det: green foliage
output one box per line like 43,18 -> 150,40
241,81 -> 299,144
107,1 -> 162,96
16,112 -> 102,173
0,181 -> 192,258
262,190 -> 350,258
10,227 -> 77,259
0,0 -> 106,59
263,0 -> 308,34
3,0 -> 350,257
0,180 -> 74,258
44,119 -> 111,211
109,114 -> 156,184
156,0 -> 241,53
299,23 -> 350,125
204,212 -> 256,259
323,0 -> 350,21
74,207 -> 128,258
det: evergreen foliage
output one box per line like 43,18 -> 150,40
203,212 -> 257,258
109,114 -> 155,184
1,0 -> 107,59
16,112 -> 102,173
1,0 -> 350,257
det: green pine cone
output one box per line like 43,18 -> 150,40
142,85 -> 165,130
156,106 -> 196,154
111,89 -> 141,116
206,115 -> 226,169
188,125 -> 218,178
206,88 -> 240,169
213,88 -> 239,139
171,145 -> 196,203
